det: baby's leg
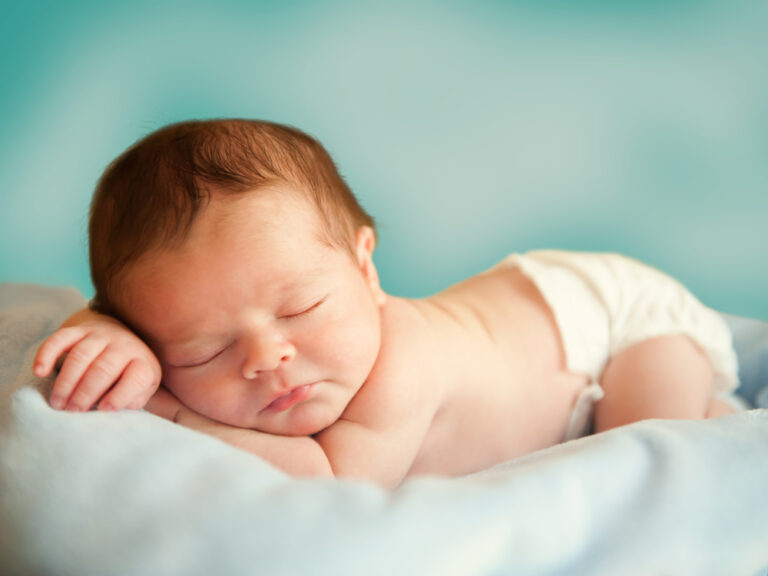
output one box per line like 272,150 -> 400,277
593,334 -> 719,433
705,396 -> 738,418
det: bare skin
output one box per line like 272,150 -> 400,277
34,186 -> 732,488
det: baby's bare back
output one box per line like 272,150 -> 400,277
344,264 -> 589,478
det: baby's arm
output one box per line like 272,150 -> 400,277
146,387 -> 333,477
34,307 -> 161,412
147,369 -> 434,488
313,399 -> 433,487
593,334 -> 718,433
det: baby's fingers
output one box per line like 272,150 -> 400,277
48,337 -> 109,410
63,347 -> 134,412
34,326 -> 88,378
97,359 -> 160,412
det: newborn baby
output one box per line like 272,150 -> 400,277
34,119 -> 740,488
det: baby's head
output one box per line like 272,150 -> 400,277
90,119 -> 376,315
89,119 -> 386,435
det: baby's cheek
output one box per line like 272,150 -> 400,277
163,369 -> 226,416
325,316 -> 380,374
161,370 -> 196,403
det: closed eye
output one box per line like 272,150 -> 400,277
170,344 -> 230,369
283,296 -> 327,320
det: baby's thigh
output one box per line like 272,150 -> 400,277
593,334 -> 714,433
706,396 -> 738,418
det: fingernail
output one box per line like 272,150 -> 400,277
34,363 -> 45,376
50,395 -> 63,409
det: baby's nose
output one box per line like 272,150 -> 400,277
241,332 -> 296,379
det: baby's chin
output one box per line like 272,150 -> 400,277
208,400 -> 340,437
256,404 -> 341,437
200,388 -> 348,436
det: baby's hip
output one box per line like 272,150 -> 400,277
498,250 -> 739,393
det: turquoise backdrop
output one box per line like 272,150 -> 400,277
1,0 -> 767,319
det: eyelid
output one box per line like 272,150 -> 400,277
170,343 -> 230,368
283,295 -> 327,319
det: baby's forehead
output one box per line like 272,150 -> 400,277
115,240 -> 341,337
209,182 -> 319,217
199,185 -> 339,243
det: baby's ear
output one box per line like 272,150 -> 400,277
355,226 -> 386,306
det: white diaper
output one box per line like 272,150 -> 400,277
500,251 -> 740,440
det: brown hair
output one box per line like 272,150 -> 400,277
89,118 -> 375,315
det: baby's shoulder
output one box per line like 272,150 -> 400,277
341,297 -> 443,425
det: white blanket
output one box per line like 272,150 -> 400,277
1,283 -> 767,576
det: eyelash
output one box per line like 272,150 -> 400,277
284,296 -> 326,320
171,297 -> 327,367
175,345 -> 229,369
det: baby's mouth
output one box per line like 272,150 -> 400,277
262,383 -> 314,413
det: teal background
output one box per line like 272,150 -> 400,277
1,0 -> 767,319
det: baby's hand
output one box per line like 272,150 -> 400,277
33,309 -> 161,412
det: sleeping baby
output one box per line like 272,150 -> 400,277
34,119 -> 740,488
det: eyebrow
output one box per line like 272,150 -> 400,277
158,268 -> 329,350
161,336 -> 228,359
279,267 -> 328,292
